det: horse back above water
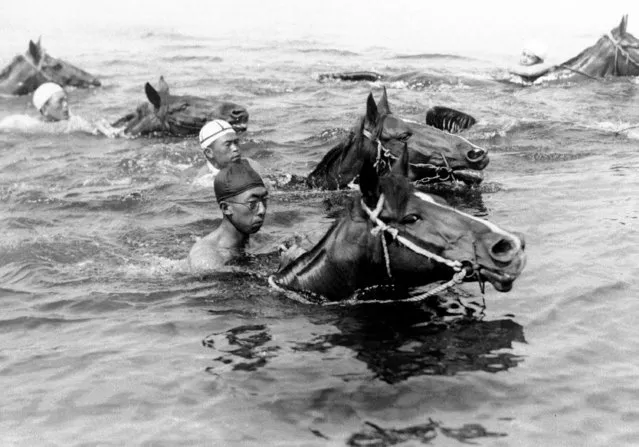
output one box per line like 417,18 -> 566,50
0,38 -> 100,96
306,87 -> 488,190
111,76 -> 249,137
272,149 -> 526,303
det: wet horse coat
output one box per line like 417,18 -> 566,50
306,88 -> 488,190
112,76 -> 249,137
0,39 -> 100,96
535,15 -> 639,82
273,150 -> 526,303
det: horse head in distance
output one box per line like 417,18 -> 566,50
0,38 -> 101,95
306,87 -> 489,190
274,149 -> 526,303
558,14 -> 639,78
111,76 -> 249,137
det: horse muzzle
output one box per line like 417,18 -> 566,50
475,233 -> 527,292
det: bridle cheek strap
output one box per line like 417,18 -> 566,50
361,194 -> 464,274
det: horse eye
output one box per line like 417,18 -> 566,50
401,214 -> 420,224
51,63 -> 63,70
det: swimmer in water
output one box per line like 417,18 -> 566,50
194,119 -> 265,183
188,159 -> 268,273
0,82 -> 122,137
508,41 -> 555,83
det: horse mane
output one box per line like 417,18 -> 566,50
306,116 -> 370,188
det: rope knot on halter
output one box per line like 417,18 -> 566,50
362,129 -> 394,172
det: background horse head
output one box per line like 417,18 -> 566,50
112,76 -> 249,137
0,38 -> 101,96
306,87 -> 489,190
275,149 -> 526,302
560,15 -> 639,78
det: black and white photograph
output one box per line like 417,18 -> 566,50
1,1 -> 637,445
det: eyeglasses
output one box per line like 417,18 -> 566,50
226,197 -> 268,212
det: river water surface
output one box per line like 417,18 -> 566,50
1,7 -> 638,446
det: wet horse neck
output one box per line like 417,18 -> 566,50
276,216 -> 387,300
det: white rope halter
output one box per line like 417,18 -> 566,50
605,32 -> 639,75
268,193 -> 475,306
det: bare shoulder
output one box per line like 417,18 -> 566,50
188,233 -> 233,274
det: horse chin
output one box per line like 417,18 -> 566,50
231,122 -> 248,133
453,169 -> 484,185
478,268 -> 515,292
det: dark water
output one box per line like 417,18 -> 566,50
1,30 -> 638,446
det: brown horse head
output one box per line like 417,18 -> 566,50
275,150 -> 526,302
560,15 -> 639,78
112,76 -> 249,137
374,87 -> 489,184
0,38 -> 100,95
306,88 -> 489,189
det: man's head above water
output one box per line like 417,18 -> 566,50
199,119 -> 240,169
520,40 -> 548,66
33,82 -> 69,121
214,159 -> 268,235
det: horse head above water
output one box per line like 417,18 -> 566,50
273,150 -> 526,303
306,87 -> 488,190
112,76 -> 249,137
0,38 -> 101,96
559,15 -> 639,78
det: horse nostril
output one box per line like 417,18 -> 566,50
490,238 -> 517,262
466,148 -> 486,162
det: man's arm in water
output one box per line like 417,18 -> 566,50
508,62 -> 555,79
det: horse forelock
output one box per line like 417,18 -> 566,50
378,174 -> 412,216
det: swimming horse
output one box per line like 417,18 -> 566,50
306,87 -> 488,190
111,76 -> 249,137
528,15 -> 639,83
0,38 -> 100,96
271,148 -> 526,304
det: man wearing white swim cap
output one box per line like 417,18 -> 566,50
33,82 -> 69,121
508,40 -> 555,83
0,82 -> 122,137
198,119 -> 241,174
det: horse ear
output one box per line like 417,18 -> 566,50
359,158 -> 380,203
390,145 -> 409,177
158,76 -> 170,94
145,82 -> 162,109
365,92 -> 379,126
28,40 -> 41,64
620,15 -> 628,35
377,86 -> 391,114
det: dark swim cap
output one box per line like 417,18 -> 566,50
214,160 -> 265,203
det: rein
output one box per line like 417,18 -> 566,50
361,128 -> 456,184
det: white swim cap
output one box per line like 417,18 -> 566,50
199,119 -> 235,149
522,40 -> 548,61
32,82 -> 64,111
